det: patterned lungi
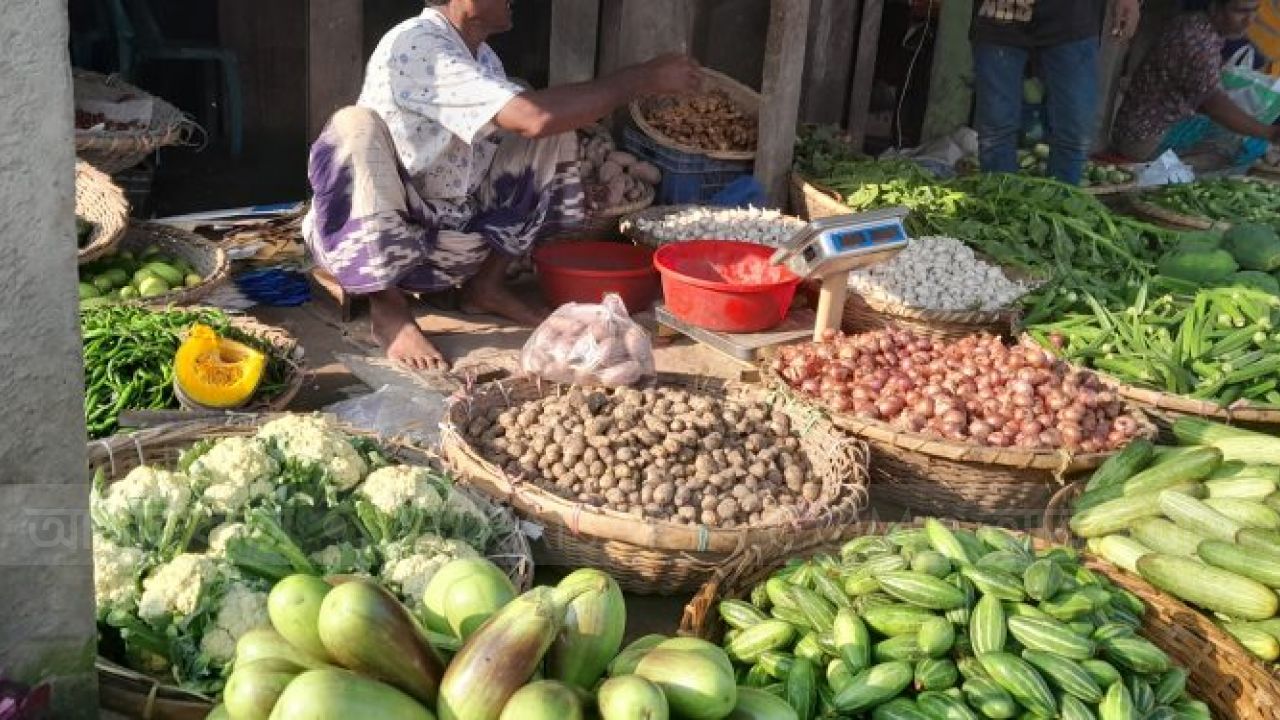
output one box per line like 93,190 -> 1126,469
303,106 -> 584,294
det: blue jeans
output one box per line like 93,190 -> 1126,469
974,38 -> 1099,185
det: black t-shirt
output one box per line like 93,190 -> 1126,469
971,0 -> 1106,47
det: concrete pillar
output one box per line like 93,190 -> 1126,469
0,1 -> 99,716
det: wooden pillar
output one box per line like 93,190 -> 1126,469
920,0 -> 974,142
598,0 -> 697,74
307,0 -> 365,140
757,0 -> 812,207
800,0 -> 861,126
1093,0 -> 1134,151
550,0 -> 601,85
846,0 -> 885,151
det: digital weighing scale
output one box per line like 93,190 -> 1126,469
655,207 -> 911,362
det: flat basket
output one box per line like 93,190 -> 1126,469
629,68 -> 759,162
1128,196 -> 1226,231
73,69 -> 198,174
619,204 -> 805,249
1109,379 -> 1280,430
89,415 -> 535,720
219,312 -> 307,414
76,160 -> 130,264
789,172 -> 850,221
440,373 -> 871,594
563,183 -> 657,241
679,527 -> 1280,720
113,222 -> 231,307
761,365 -> 1157,526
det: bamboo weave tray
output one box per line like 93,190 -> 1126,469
841,291 -> 1022,342
76,160 -> 129,264
114,223 -> 231,307
680,525 -> 1280,720
215,311 -> 307,414
1129,197 -> 1227,231
73,69 -> 199,174
629,68 -> 759,162
1111,379 -> 1280,428
789,173 -> 849,221
619,204 -> 805,249
440,373 -> 871,594
90,415 -> 535,720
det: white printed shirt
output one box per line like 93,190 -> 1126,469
358,8 -> 524,203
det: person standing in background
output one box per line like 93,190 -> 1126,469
972,0 -> 1141,184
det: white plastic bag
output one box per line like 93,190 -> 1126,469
1137,150 -> 1195,187
520,294 -> 655,387
325,385 -> 446,447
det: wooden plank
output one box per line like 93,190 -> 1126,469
1093,0 -> 1133,151
757,0 -> 812,206
920,0 -> 974,142
307,0 -> 365,140
549,0 -> 601,84
845,0 -> 884,150
799,0 -> 860,125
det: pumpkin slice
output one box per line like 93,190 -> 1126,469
174,324 -> 266,409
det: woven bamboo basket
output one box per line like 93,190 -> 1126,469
76,160 -> 129,264
563,183 -> 657,241
619,204 -> 805,249
440,373 -> 871,594
629,68 -> 759,162
89,415 -> 535,720
841,292 -> 1022,342
1110,380 -> 1280,430
679,527 -> 1280,720
789,172 -> 850,221
112,222 -> 231,306
212,312 -> 307,414
1129,196 -> 1227,231
761,366 -> 1157,525
73,69 -> 198,174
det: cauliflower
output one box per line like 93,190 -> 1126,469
379,533 -> 478,606
257,414 -> 367,490
359,465 -> 443,514
199,581 -> 271,664
92,466 -> 204,555
98,466 -> 193,519
93,533 -> 146,613
189,437 -> 279,515
207,522 -> 248,557
137,553 -> 218,622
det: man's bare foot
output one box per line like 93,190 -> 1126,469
460,283 -> 548,327
369,289 -> 449,371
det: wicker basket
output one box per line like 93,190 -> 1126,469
789,173 -> 850,221
619,204 -> 805,249
217,312 -> 307,414
842,292 -> 1022,342
1128,196 -> 1227,231
90,415 -> 535,720
679,529 -> 1280,720
112,222 -> 231,306
76,160 -> 130,264
440,373 -> 871,594
1110,380 -> 1280,430
564,183 -> 657,241
629,68 -> 759,162
73,69 -> 198,174
762,368 -> 1157,526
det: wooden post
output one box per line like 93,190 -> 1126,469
307,0 -> 364,140
757,0 -> 812,207
800,0 -> 862,126
846,0 -> 885,151
920,0 -> 974,142
1093,0 -> 1134,151
550,0 -> 601,85
813,273 -> 849,341
598,0 -> 696,74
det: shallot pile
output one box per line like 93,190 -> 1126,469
772,328 -> 1150,452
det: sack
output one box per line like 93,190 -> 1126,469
520,293 -> 655,387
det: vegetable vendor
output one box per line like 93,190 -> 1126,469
1111,0 -> 1280,167
971,0 -> 1141,185
302,0 -> 701,370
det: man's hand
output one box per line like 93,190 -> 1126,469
638,53 -> 703,96
1110,0 -> 1140,40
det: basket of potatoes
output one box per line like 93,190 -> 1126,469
441,373 -> 871,594
573,125 -> 661,237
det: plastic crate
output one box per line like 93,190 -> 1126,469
622,125 -> 753,205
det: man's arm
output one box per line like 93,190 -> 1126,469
1200,91 -> 1280,142
494,54 -> 702,138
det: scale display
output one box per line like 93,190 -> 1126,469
773,206 -> 911,278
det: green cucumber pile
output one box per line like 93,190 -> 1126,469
1072,418 -> 1280,664
715,519 -> 1209,720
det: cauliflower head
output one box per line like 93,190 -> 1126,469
309,542 -> 376,576
137,553 -> 218,622
190,437 -> 279,515
379,533 -> 478,606
207,522 -> 248,557
93,533 -> 146,612
358,465 -> 443,515
99,466 -> 193,519
199,581 -> 271,664
257,414 -> 367,490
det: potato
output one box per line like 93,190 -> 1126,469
598,160 -> 623,183
629,161 -> 661,185
607,150 -> 636,167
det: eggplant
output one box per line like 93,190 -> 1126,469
607,634 -> 668,677
597,675 -> 670,720
234,628 -> 329,672
267,668 -> 435,720
634,647 -> 737,720
268,574 -> 334,663
223,658 -> 300,720
547,569 -> 626,689
497,680 -> 584,720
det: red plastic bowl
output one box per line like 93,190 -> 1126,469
653,240 -> 800,333
533,240 -> 660,312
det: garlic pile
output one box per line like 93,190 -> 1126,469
848,236 -> 1031,311
623,206 -> 804,247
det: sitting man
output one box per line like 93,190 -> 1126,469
304,0 -> 701,370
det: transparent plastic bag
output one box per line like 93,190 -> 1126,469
520,293 -> 655,386
324,385 -> 446,447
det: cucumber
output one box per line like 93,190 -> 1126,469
826,658 -> 853,693
1071,488 -> 1178,538
976,551 -> 1034,577
1197,539 -> 1280,586
1128,517 -> 1204,559
962,678 -> 1018,720
1099,680 -> 1135,720
1158,491 -> 1243,542
832,661 -> 914,713
720,600 -> 769,630
1205,476 -> 1277,501
875,634 -> 928,663
877,572 -> 968,610
1221,622 -> 1280,661
864,605 -> 941,637
786,657 -> 817,720
912,551 -> 955,579
833,608 -> 871,674
1101,635 -> 1171,674
961,566 -> 1027,602
1094,535 -> 1152,573
977,652 -> 1057,718
1173,418 -> 1280,464
1122,447 -> 1222,496
917,690 -> 980,720
757,651 -> 795,680
1006,616 -> 1095,660
1137,553 -> 1279,620
1019,650 -> 1103,703
1079,659 -> 1122,689
727,620 -> 798,663
1058,693 -> 1098,720
872,698 -> 932,720
914,658 -> 959,692
1022,560 -> 1065,602
1237,527 -> 1280,555
925,518 -> 976,566
1203,498 -> 1280,529
977,527 -> 1031,556
1154,667 -> 1187,705
970,595 -> 1006,656
1086,438 -> 1155,492
917,617 -> 956,658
